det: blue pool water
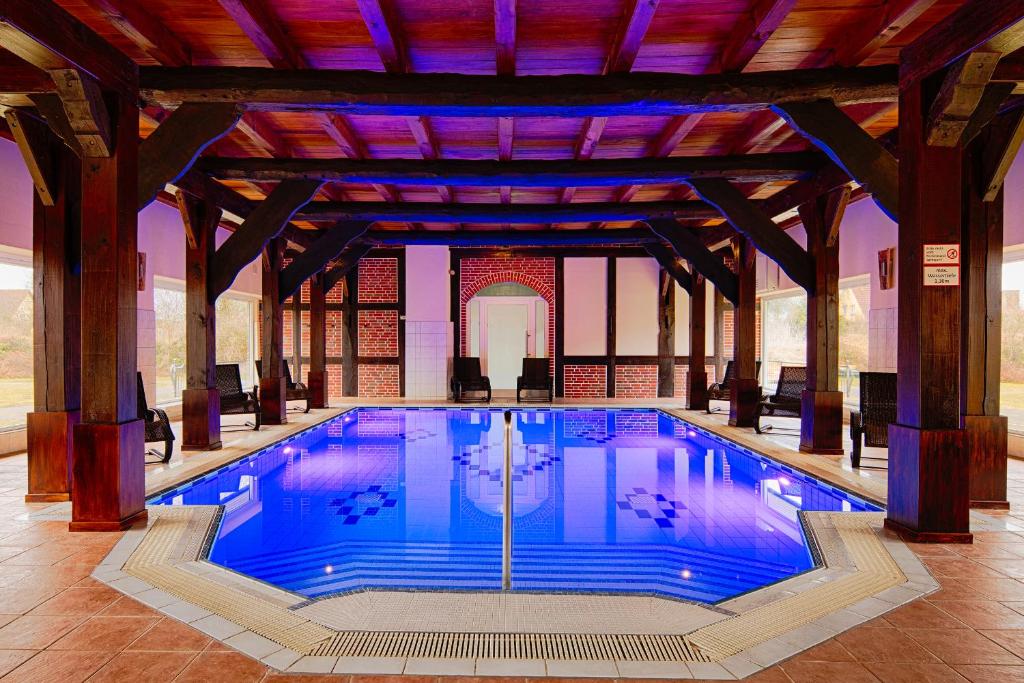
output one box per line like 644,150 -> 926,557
150,408 -> 880,604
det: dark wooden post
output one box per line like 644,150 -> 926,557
729,236 -> 758,427
25,129 -> 81,502
180,194 -> 222,450
260,237 -> 287,424
308,270 -> 329,408
342,268 -> 359,397
687,270 -> 708,410
657,269 -> 675,398
71,94 -> 147,532
798,195 -> 844,454
961,124 -> 1009,509
886,74 -> 971,543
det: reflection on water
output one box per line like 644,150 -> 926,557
151,408 -> 879,603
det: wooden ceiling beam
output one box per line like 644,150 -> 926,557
646,243 -> 692,294
772,99 -> 898,219
647,218 -> 738,304
363,228 -> 660,246
210,179 -> 323,298
494,0 -> 516,75
688,178 -> 813,292
926,50 -> 1002,146
835,0 -> 939,67
91,0 -> 190,66
138,103 -> 243,209
216,0 -> 306,69
901,0 -> 1024,84
279,220 -> 370,302
49,68 -> 111,157
197,151 -> 824,185
0,0 -> 137,97
720,0 -> 796,73
140,65 -> 898,115
294,199 -> 721,224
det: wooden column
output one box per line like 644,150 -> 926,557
798,195 -> 844,454
687,270 -> 708,410
180,194 -> 222,451
71,94 -> 146,532
342,268 -> 359,397
25,130 -> 81,502
606,257 -> 616,398
308,271 -> 329,408
961,124 -> 1009,509
729,236 -> 758,427
657,269 -> 675,398
886,74 -> 971,543
555,255 -> 565,398
260,238 -> 287,425
291,293 -> 302,380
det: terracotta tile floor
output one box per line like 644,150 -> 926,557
0,451 -> 1023,681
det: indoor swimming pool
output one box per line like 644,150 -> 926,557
150,408 -> 881,604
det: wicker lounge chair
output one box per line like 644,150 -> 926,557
216,363 -> 261,430
451,357 -> 491,403
850,371 -> 896,469
516,357 -> 553,402
255,360 -> 312,413
137,372 -> 174,463
706,360 -> 761,413
754,365 -> 806,434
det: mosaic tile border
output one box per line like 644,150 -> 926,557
93,506 -> 938,679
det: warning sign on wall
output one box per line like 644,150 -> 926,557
923,244 -> 960,265
923,265 -> 960,286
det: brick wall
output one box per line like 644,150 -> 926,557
563,365 -> 607,398
356,257 -> 401,397
459,256 -> 555,362
614,365 -> 658,398
357,310 -> 399,357
358,364 -> 400,398
359,258 -> 399,303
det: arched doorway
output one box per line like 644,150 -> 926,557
466,282 -> 548,395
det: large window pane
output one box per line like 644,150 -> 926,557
217,295 -> 257,389
0,259 -> 32,430
1002,258 -> 1024,432
760,292 -> 805,392
838,277 -> 870,406
154,284 -> 186,404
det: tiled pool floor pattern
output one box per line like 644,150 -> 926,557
0,415 -> 1020,680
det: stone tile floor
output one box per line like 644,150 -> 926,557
0,432 -> 1022,680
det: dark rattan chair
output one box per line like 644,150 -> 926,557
255,360 -> 311,413
516,358 -> 553,403
451,357 -> 491,403
850,371 -> 896,469
216,363 -> 261,430
706,360 -> 761,413
754,365 -> 806,434
137,372 -> 174,463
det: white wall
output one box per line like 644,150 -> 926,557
405,245 -> 450,321
615,257 -> 659,355
564,257 -> 607,355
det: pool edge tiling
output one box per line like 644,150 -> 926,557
91,504 -> 938,679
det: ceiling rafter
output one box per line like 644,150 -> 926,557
494,0 -> 516,211
91,0 -> 191,66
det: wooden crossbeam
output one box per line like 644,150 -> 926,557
647,219 -> 738,304
0,0 -> 137,96
49,68 -> 111,157
900,0 -> 1024,84
363,228 -> 659,246
216,0 -> 305,69
197,151 -> 823,185
836,0 -> 939,67
209,179 -> 323,298
4,108 -> 54,204
91,0 -> 190,66
688,178 -> 814,292
772,99 -> 898,220
278,221 -> 369,302
646,243 -> 692,294
926,51 -> 1002,146
139,64 -> 898,115
324,243 -> 373,293
294,199 -> 720,224
960,82 -> 1018,145
138,103 -> 243,209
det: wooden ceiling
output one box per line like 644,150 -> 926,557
43,0 -> 966,234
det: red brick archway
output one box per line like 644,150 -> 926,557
459,258 -> 555,363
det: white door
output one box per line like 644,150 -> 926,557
485,304 -> 529,390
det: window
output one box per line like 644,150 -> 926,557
838,276 -> 870,406
154,282 -> 186,404
0,254 -> 32,431
217,294 -> 258,390
759,276 -> 870,404
1002,253 -> 1024,433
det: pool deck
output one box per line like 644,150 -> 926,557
0,399 -> 1021,681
